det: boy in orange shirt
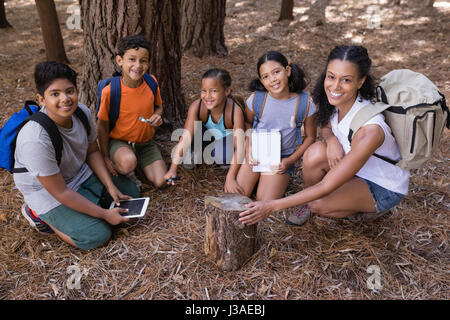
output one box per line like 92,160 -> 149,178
97,35 -> 167,188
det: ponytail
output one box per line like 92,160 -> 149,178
248,51 -> 308,93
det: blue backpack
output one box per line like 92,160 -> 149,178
251,91 -> 310,144
96,73 -> 159,132
0,101 -> 90,173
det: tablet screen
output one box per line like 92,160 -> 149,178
113,199 -> 147,217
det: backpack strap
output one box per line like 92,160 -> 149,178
348,102 -> 397,165
143,73 -> 159,106
74,106 -> 91,137
224,98 -> 235,129
12,106 -> 91,173
252,91 -> 268,129
12,112 -> 63,173
24,100 -> 38,116
294,92 -> 310,144
108,76 -> 122,132
96,76 -> 121,132
348,102 -> 390,143
197,99 -> 210,124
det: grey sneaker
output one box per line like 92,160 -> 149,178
285,205 -> 311,226
346,211 -> 387,222
182,151 -> 197,170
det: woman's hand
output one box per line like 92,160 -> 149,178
325,136 -> 345,169
239,200 -> 275,226
224,176 -> 244,194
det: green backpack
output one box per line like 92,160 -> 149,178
348,69 -> 449,170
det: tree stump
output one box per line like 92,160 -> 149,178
204,193 -> 257,272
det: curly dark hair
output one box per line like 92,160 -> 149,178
313,45 -> 376,127
117,34 -> 151,57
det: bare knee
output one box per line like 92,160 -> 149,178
303,141 -> 327,169
153,177 -> 166,189
115,154 -> 137,175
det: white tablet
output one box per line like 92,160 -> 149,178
109,197 -> 149,218
251,131 -> 281,172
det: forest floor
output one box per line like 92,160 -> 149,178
0,0 -> 449,300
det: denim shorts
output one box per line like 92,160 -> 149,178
362,178 -> 405,214
281,154 -> 295,177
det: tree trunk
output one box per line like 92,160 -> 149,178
309,0 -> 331,26
80,0 -> 186,128
180,0 -> 227,58
278,0 -> 294,21
0,0 -> 12,28
35,0 -> 69,63
204,194 -> 257,272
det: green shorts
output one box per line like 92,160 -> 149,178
39,173 -> 140,251
109,138 -> 163,169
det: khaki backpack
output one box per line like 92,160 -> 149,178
348,69 -> 449,170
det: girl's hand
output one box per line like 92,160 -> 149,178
246,151 -> 259,167
239,200 -> 275,226
224,176 -> 244,194
148,113 -> 163,127
326,136 -> 345,169
104,207 -> 130,225
104,156 -> 118,176
107,185 -> 132,206
270,158 -> 291,175
163,168 -> 178,185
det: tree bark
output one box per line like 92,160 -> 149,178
180,0 -> 227,58
35,0 -> 69,63
0,0 -> 12,28
278,0 -> 294,21
204,194 -> 257,272
80,0 -> 186,128
308,0 -> 331,26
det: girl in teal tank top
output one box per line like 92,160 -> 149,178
164,69 -> 246,194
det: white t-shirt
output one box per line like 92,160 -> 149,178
330,97 -> 409,195
13,103 -> 97,216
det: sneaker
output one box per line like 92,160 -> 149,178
346,211 -> 388,222
21,205 -> 54,234
285,205 -> 311,226
182,151 -> 197,170
182,162 -> 196,170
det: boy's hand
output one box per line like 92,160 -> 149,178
147,113 -> 163,127
107,184 -> 132,206
104,207 -> 130,225
104,156 -> 118,176
163,168 -> 178,185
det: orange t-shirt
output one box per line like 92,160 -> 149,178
97,76 -> 162,143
